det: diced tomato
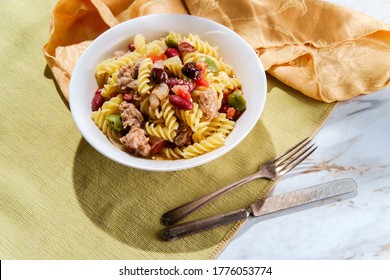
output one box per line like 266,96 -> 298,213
148,53 -> 166,63
194,61 -> 209,87
195,77 -> 209,87
177,89 -> 191,100
226,107 -> 236,120
196,61 -> 207,74
172,85 -> 191,100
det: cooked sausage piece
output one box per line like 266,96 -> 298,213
120,127 -> 151,157
199,87 -> 219,120
119,101 -> 144,128
173,124 -> 192,147
117,65 -> 138,90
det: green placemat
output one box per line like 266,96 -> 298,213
0,0 -> 334,259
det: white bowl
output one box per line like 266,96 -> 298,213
69,14 -> 266,171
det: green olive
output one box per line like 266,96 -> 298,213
106,114 -> 123,131
199,56 -> 218,73
228,90 -> 246,112
165,35 -> 179,48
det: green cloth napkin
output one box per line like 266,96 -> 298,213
0,0 -> 334,259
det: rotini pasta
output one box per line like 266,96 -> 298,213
91,32 -> 246,160
139,96 -> 163,119
185,33 -> 220,59
95,52 -> 141,86
176,103 -> 203,132
182,133 -> 226,158
163,56 -> 187,80
91,94 -> 123,133
100,69 -> 119,98
145,121 -> 176,142
203,113 -> 235,137
134,34 -> 147,55
137,57 -> 153,96
161,99 -> 179,131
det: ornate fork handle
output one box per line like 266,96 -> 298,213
161,172 -> 262,226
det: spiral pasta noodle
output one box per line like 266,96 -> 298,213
182,133 -> 226,158
203,113 -> 235,137
100,70 -> 119,98
95,52 -> 141,86
137,57 -> 153,96
145,122 -> 176,142
163,56 -> 187,80
91,94 -> 123,133
134,34 -> 147,55
185,33 -> 220,59
160,147 -> 184,160
176,103 -> 203,132
161,99 -> 179,131
140,96 -> 163,120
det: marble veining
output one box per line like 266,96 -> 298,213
218,0 -> 390,259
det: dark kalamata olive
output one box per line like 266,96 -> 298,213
169,94 -> 193,110
151,67 -> 168,84
165,48 -> 180,58
128,43 -> 135,52
178,42 -> 195,53
151,60 -> 167,83
182,62 -> 201,80
91,92 -> 104,111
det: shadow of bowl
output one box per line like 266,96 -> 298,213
72,120 -> 275,255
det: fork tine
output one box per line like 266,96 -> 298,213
278,144 -> 318,175
272,137 -> 310,165
275,140 -> 313,168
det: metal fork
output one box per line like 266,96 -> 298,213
161,137 -> 317,226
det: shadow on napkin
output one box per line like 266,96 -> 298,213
72,121 -> 275,254
43,65 -> 70,110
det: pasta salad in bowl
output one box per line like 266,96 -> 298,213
70,14 -> 266,171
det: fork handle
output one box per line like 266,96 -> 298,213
161,172 -> 261,226
162,208 -> 251,241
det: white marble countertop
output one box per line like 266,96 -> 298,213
218,0 -> 390,260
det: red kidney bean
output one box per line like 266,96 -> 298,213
91,92 -> 104,111
149,136 -> 167,154
128,43 -> 135,52
169,94 -> 193,110
178,42 -> 195,53
166,78 -> 194,92
165,48 -> 180,58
